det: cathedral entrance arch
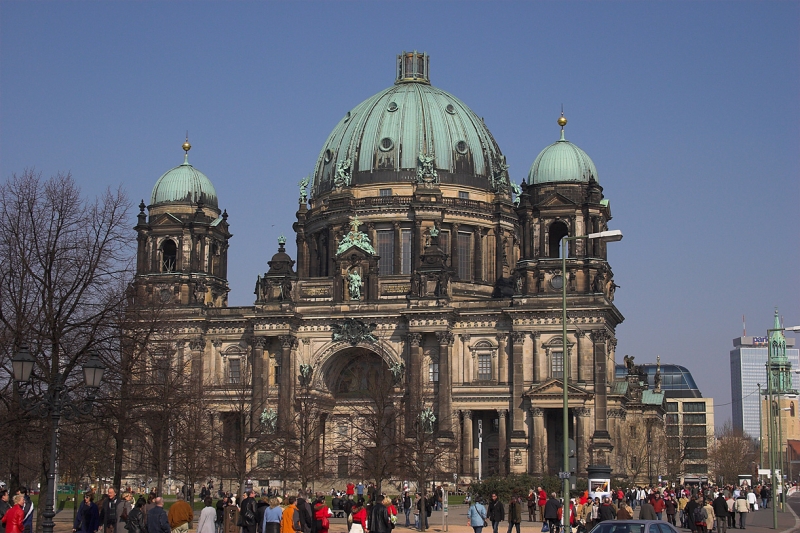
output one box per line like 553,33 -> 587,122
317,345 -> 403,479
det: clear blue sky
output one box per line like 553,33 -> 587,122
2,1 -> 798,428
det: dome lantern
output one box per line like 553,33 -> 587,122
396,51 -> 430,84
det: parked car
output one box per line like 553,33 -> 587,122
590,521 -> 680,533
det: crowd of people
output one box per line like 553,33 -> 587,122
463,482 -> 785,533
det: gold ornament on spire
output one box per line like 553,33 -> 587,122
183,132 -> 191,153
558,112 -> 567,128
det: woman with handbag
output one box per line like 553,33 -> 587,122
467,498 -> 487,533
313,496 -> 332,533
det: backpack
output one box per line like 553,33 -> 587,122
692,506 -> 706,524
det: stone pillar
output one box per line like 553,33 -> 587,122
278,335 -> 296,431
496,333 -> 508,384
460,334 -> 471,382
531,331 -> 541,383
590,330 -> 614,467
510,332 -> 526,437
252,337 -> 268,422
407,333 -> 423,427
450,223 -> 460,278
436,331 -> 454,437
413,221 -> 423,270
393,222 -> 402,275
531,407 -> 546,476
498,409 -> 508,476
473,227 -> 483,282
574,407 -> 591,477
210,340 -> 222,383
461,410 -> 473,476
577,330 -> 591,382
189,338 -> 205,390
495,229 -> 504,282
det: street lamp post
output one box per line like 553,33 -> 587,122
560,229 -> 622,533
758,383 -> 763,468
765,323 -> 800,529
11,345 -> 105,533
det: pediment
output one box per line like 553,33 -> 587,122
538,193 -> 577,208
336,244 -> 375,260
152,212 -> 183,226
524,378 -> 591,398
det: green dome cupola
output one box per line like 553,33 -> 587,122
150,141 -> 219,208
528,113 -> 599,185
311,51 -> 510,196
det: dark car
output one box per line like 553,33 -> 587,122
590,521 -> 680,533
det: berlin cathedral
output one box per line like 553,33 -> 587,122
130,52 -> 665,485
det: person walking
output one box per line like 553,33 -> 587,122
262,498 -> 282,533
73,493 -> 100,533
664,495 -> 677,527
505,497 -> 521,533
702,499 -> 715,533
2,495 -> 25,533
488,494 -> 504,533
526,491 -> 536,523
734,492 -> 748,529
712,493 -> 728,533
0,491 -> 10,522
313,495 -> 332,533
197,497 -> 217,533
15,489 -> 32,533
350,499 -> 367,533
280,497 -> 300,533
616,501 -> 633,520
467,498 -> 487,533
168,493 -> 194,533
537,488 -> 547,523
542,494 -> 560,533
368,496 -> 391,533
239,490 -> 258,533
100,488 -> 125,533
402,492 -> 411,527
124,498 -> 147,533
146,498 -> 170,533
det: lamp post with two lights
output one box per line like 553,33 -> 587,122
11,345 -> 106,533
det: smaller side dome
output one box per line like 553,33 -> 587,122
528,115 -> 598,185
151,142 -> 219,208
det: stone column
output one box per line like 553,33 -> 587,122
413,221 -> 423,270
495,229 -> 504,282
531,331 -> 541,383
210,340 -> 222,383
530,407 -> 546,476
393,222 -> 402,275
252,337 -> 268,422
189,338 -> 205,390
460,334 -> 471,382
450,223 -> 460,278
496,333 -> 508,384
461,410 -> 473,476
278,335 -> 297,431
407,333 -> 423,427
498,409 -> 508,476
473,227 -> 483,282
510,332 -> 526,437
574,407 -> 591,477
577,330 -> 591,382
590,330 -> 613,467
436,331 -> 454,437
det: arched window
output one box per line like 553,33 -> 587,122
161,239 -> 177,272
549,221 -> 569,258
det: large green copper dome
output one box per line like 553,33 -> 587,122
151,147 -> 218,208
312,52 -> 509,195
528,125 -> 598,185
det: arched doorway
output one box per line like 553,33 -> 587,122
322,347 -> 402,481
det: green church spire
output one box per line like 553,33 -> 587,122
768,308 -> 796,394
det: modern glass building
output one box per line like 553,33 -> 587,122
730,336 -> 800,439
614,363 -> 702,398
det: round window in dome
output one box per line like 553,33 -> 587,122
387,102 -> 398,112
379,137 -> 394,152
324,149 -> 333,163
455,140 -> 468,154
446,104 -> 456,115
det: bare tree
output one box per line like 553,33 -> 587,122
709,421 -> 757,486
0,170 -> 131,532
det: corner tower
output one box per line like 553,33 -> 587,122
133,141 -> 232,307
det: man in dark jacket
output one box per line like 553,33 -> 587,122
543,494 -> 560,533
488,493 -> 505,533
597,498 -> 616,523
638,499 -> 657,521
505,497 -> 522,533
146,498 -> 170,533
239,490 -> 257,533
712,494 -> 728,533
369,497 -> 391,533
683,497 -> 699,533
296,491 -> 313,533
99,488 -> 122,533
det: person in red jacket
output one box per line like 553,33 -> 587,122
536,488 -> 547,522
651,492 -> 666,521
346,483 -> 355,497
2,495 -> 24,533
